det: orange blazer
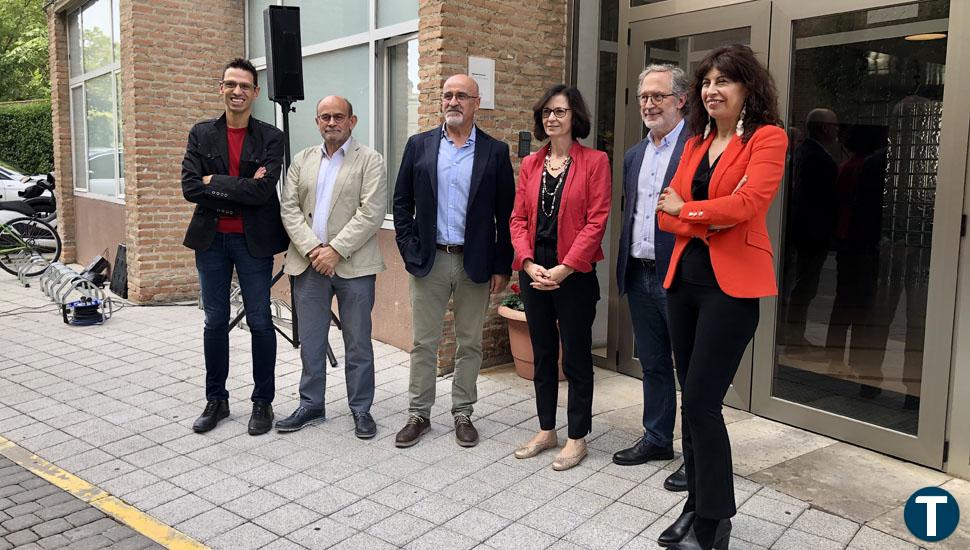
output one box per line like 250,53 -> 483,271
657,124 -> 788,298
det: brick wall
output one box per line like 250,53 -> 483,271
47,7 -> 75,264
121,0 -> 245,302
417,0 -> 569,372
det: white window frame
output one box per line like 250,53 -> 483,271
66,0 -> 125,204
245,0 -> 419,228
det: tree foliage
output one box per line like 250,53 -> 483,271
0,0 -> 49,101
0,100 -> 53,174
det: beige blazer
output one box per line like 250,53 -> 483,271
280,139 -> 387,278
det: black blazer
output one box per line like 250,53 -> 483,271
392,126 -> 515,284
616,128 -> 688,295
181,114 -> 289,258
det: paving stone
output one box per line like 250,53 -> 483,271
64,517 -> 118,541
331,499 -> 396,531
564,518 -> 636,550
485,522 -> 557,550
792,508 -> 861,545
37,534 -> 72,549
447,508 -> 513,542
69,534 -> 115,550
732,513 -> 787,547
221,488 -> 288,520
207,522 -> 277,550
10,485 -> 60,505
35,499 -> 89,521
147,492 -> 212,525
591,501 -> 659,535
519,503 -> 587,538
847,526 -> 918,550
286,517 -> 356,548
371,481 -> 431,511
479,490 -> 543,521
405,493 -> 471,523
738,493 -> 806,526
2,511 -> 42,531
404,526 -> 478,550
366,511 -> 435,547
329,532 -> 398,550
175,507 -> 246,542
34,492 -> 77,508
296,485 -> 359,516
32,517 -> 72,538
7,527 -> 40,546
773,528 -> 846,550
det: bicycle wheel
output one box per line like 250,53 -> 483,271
0,217 -> 62,277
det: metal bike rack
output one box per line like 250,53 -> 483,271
15,253 -> 51,286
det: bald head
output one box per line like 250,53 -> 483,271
441,74 -> 481,131
317,95 -> 353,117
806,108 -> 838,142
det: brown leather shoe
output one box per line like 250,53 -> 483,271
454,413 -> 478,447
395,415 -> 431,448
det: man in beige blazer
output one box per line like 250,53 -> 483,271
277,95 -> 386,438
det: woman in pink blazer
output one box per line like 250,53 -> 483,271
509,85 -> 611,470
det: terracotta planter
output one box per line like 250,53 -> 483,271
497,305 -> 565,381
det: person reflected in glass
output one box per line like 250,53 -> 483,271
783,108 -> 839,350
509,85 -> 611,471
655,44 -> 787,550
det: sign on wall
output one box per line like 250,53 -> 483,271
468,56 -> 495,110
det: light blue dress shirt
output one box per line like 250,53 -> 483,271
631,119 -> 685,259
436,125 -> 477,245
312,138 -> 352,243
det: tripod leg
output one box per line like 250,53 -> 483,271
289,274 -> 300,348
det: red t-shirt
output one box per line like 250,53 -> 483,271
216,127 -> 247,233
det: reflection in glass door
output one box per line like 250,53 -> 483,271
765,0 -> 953,465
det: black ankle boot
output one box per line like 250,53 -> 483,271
671,518 -> 731,550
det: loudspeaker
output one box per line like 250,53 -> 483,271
264,5 -> 304,103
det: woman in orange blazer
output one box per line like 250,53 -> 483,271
654,45 -> 787,550
509,85 -> 611,470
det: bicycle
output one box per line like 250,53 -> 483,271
0,217 -> 62,277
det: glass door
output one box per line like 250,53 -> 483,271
754,0 -> 962,468
618,1 -> 770,409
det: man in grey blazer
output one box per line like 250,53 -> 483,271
277,95 -> 387,438
613,65 -> 691,508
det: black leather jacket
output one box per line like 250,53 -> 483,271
181,113 -> 289,258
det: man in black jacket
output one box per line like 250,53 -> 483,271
181,58 -> 288,436
392,74 -> 514,448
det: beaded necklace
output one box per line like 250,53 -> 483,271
541,154 -> 572,217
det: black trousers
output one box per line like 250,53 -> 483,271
519,269 -> 600,439
666,280 -> 759,519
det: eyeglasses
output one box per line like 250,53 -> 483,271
638,92 -> 676,105
541,108 -> 571,119
221,80 -> 255,92
442,92 -> 479,102
316,113 -> 348,123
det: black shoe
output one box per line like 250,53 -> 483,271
664,462 -> 688,492
352,411 -> 377,439
275,406 -> 326,433
669,519 -> 731,550
658,510 -> 695,547
248,402 -> 274,435
612,437 -> 674,466
193,400 -> 229,433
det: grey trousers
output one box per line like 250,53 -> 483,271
408,250 -> 490,419
293,268 -> 376,414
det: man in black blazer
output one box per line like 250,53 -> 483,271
613,66 -> 690,513
392,74 -> 514,448
181,58 -> 288,436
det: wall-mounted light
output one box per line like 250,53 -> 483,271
904,33 -> 947,41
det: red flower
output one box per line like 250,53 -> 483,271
510,283 -> 520,294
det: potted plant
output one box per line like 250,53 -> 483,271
497,283 -> 565,381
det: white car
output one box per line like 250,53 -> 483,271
0,164 -> 51,202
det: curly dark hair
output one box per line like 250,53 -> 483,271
686,44 -> 782,143
532,84 -> 592,141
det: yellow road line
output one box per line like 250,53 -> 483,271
0,435 -> 208,550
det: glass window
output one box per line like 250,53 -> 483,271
378,0 -> 418,28
71,87 -> 88,191
252,69 -> 277,124
68,10 -> 82,76
285,0 -> 368,46
248,0 -> 273,58
84,73 -> 117,196
291,46 -> 370,152
386,38 -> 419,213
81,0 -> 113,73
115,71 -> 124,195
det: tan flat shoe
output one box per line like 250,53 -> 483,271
514,438 -> 558,459
551,447 -> 588,471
